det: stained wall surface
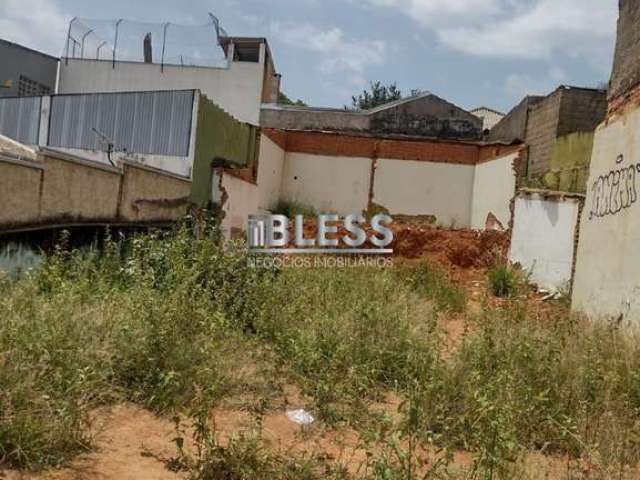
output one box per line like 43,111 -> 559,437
510,192 -> 580,291
572,103 -> 640,324
471,151 -> 519,230
280,153 -> 372,215
373,158 -> 475,227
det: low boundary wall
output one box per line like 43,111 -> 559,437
0,149 -> 191,233
509,189 -> 583,291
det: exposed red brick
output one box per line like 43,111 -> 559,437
286,131 -> 378,158
262,128 -> 287,150
262,129 -> 522,166
223,167 -> 256,185
607,82 -> 640,120
377,138 -> 478,165
477,144 -> 524,164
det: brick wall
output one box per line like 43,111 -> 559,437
263,129 -> 517,166
281,130 -> 481,165
488,96 -> 544,143
523,87 -> 605,177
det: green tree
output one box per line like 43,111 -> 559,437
349,81 -> 403,110
278,91 -> 307,107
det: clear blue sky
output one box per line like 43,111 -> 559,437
1,0 -> 618,113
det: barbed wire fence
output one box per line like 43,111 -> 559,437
64,14 -> 229,70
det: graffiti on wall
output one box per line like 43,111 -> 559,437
589,155 -> 640,220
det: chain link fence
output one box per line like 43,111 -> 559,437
64,14 -> 228,69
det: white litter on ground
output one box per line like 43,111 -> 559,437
286,409 -> 315,425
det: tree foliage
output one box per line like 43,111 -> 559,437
350,81 -> 403,110
278,91 -> 307,107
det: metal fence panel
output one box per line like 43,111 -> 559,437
0,97 -> 41,145
48,90 -> 194,156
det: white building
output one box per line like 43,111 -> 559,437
471,106 -> 505,131
57,36 -> 280,126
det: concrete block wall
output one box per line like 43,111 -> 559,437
524,89 -> 563,177
490,88 -> 606,183
488,96 -> 544,143
557,88 -> 608,137
609,0 -> 640,102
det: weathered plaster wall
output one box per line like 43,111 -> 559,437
281,153 -> 371,214
260,106 -> 368,131
471,151 -> 519,230
119,162 -> 191,223
255,134 -> 285,211
261,94 -> 483,140
373,158 -> 475,227
191,96 -> 260,207
40,153 -> 121,222
218,172 -> 260,238
368,94 -> 482,139
544,132 -> 594,193
0,156 -> 42,226
53,147 -> 194,178
510,192 -> 580,291
572,102 -> 640,324
0,150 -> 192,232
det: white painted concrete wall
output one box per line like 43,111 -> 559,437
373,158 -> 475,227
220,174 -> 259,237
280,153 -> 371,214
510,193 -> 580,291
50,147 -> 193,178
58,57 -> 264,125
256,135 -> 285,211
572,104 -> 640,324
471,152 -> 518,230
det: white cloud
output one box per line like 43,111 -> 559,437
0,0 -> 68,55
438,0 -> 616,63
357,0 -> 503,27
356,0 -> 616,68
271,22 -> 386,77
505,67 -> 567,100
